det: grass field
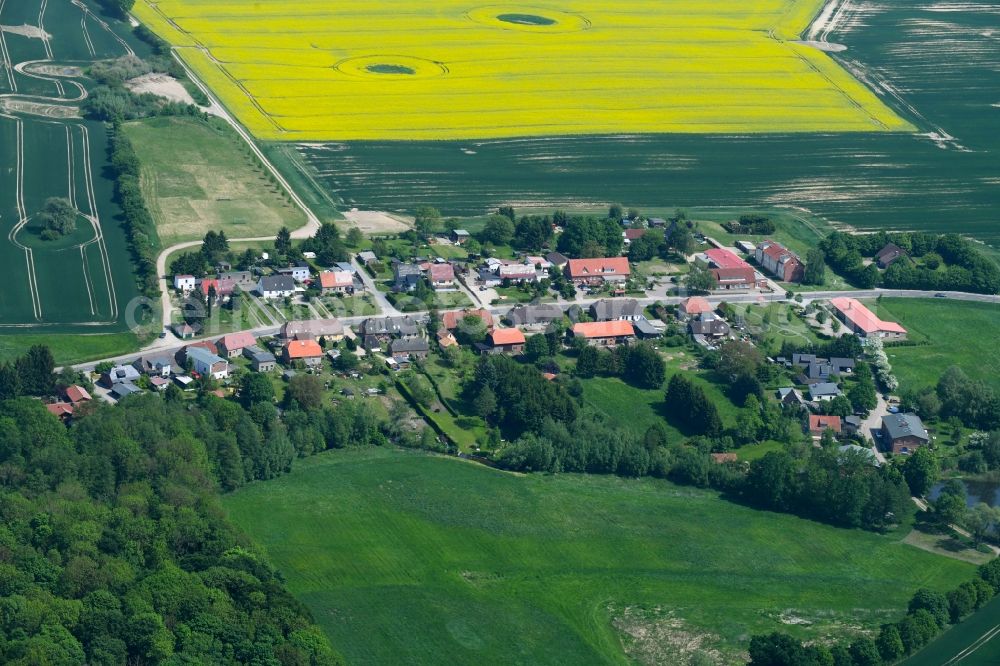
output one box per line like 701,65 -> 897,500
224,447 -> 972,664
875,298 -> 1000,394
133,0 -> 911,140
902,594 -> 1000,665
123,116 -> 306,245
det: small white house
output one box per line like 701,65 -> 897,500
277,265 -> 311,283
187,346 -> 229,380
174,275 -> 196,293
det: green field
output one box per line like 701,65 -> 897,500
902,594 -> 1000,665
224,448 -> 972,664
876,298 -> 1000,394
124,116 -> 306,246
0,0 -> 148,354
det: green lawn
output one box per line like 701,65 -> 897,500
0,331 -> 143,366
876,298 -> 1000,393
124,116 -> 307,246
224,447 -> 973,665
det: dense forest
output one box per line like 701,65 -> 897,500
0,395 -> 342,665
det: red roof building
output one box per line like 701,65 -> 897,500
755,240 -> 804,283
487,328 -> 526,354
283,339 -> 324,366
678,297 -> 713,319
218,331 -> 257,358
809,415 -> 842,437
319,270 -> 354,293
704,248 -> 748,270
829,297 -> 907,339
428,263 -> 456,287
442,309 -> 493,331
566,257 -> 631,285
571,320 -> 635,346
62,385 -> 92,404
45,402 -> 74,420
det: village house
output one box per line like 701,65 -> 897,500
589,299 -> 644,322
45,402 -> 75,421
393,262 -> 423,292
525,256 -> 552,271
755,240 -> 804,283
545,252 -> 569,269
319,270 -> 355,295
498,261 -> 539,283
277,264 -> 311,283
566,257 -> 631,287
633,319 -> 663,340
283,339 -> 324,367
506,304 -> 564,329
622,228 -> 648,245
360,316 -> 420,350
876,243 -> 907,269
243,346 -> 276,372
571,320 -> 635,347
689,312 -> 730,340
829,297 -> 907,340
358,251 -> 378,266
389,337 -> 431,360
100,364 -> 141,388
61,385 -> 92,405
429,263 -> 457,290
132,354 -> 173,377
173,322 -> 198,340
187,346 -> 230,380
221,270 -> 255,290
881,413 -> 930,454
698,249 -> 768,291
437,328 -> 459,350
678,296 -> 714,320
282,318 -> 345,342
218,331 -> 257,358
808,414 -> 842,439
256,275 -> 296,299
451,229 -> 471,245
485,328 -> 526,355
809,382 -> 842,403
442,308 -> 494,332
173,274 -> 196,293
149,376 -> 170,392
198,277 -> 236,302
776,387 -> 806,408
110,383 -> 141,401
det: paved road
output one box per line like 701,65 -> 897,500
351,257 -> 399,316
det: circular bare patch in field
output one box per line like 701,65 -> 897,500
334,55 -> 449,79
467,5 -> 591,32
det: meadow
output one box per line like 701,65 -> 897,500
875,298 -> 1000,394
123,116 -> 306,245
132,0 -> 910,141
224,447 -> 973,665
0,0 -> 148,354
902,594 -> 1000,665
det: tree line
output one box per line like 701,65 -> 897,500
749,559 -> 1000,665
108,123 -> 160,298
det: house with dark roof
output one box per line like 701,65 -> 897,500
545,252 -> 569,268
777,387 -> 806,408
506,304 -> 564,329
110,383 -> 141,401
689,312 -> 730,339
360,316 -> 420,350
277,264 -> 311,283
393,263 -> 423,292
243,346 -> 276,372
133,354 -> 173,377
633,319 -> 662,339
281,319 -> 345,342
875,243 -> 907,269
809,382 -> 842,402
389,337 -> 430,360
589,298 -> 644,322
881,413 -> 930,454
256,275 -> 297,299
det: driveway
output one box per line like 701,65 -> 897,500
858,393 -> 890,464
352,257 -> 399,316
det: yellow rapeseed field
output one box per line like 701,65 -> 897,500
133,0 -> 913,140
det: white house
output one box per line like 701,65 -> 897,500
186,346 -> 229,380
256,275 -> 297,299
173,275 -> 196,293
277,265 -> 311,283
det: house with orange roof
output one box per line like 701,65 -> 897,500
486,328 -> 526,355
566,257 -> 630,286
61,385 -> 92,405
319,270 -> 355,295
428,263 -> 456,290
571,320 -> 635,346
45,402 -> 74,421
808,414 -> 842,439
678,296 -> 713,319
442,308 -> 494,332
829,297 -> 907,340
283,339 -> 324,367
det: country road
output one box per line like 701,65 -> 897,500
71,286 -> 999,372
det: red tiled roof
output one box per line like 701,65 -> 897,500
429,263 -> 455,281
704,248 -> 749,269
680,297 -> 713,315
567,257 -> 631,279
320,271 -> 353,289
809,415 -> 842,433
284,339 -> 323,359
442,309 -> 493,330
624,229 -> 647,240
63,385 -> 91,403
46,402 -> 74,418
220,331 -> 256,351
830,297 -> 907,335
490,328 -> 526,346
572,321 -> 635,339
762,241 -> 789,261
711,266 -> 756,284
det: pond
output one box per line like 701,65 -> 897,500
930,479 -> 1000,508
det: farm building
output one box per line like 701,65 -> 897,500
829,297 -> 907,340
